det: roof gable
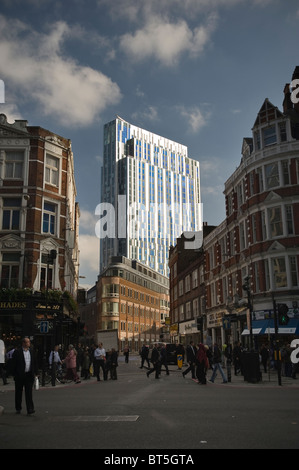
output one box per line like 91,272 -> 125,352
253,99 -> 284,128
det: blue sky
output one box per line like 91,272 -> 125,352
0,0 -> 298,287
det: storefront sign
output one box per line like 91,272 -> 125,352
0,301 -> 28,309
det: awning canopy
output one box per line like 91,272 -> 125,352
241,319 -> 299,336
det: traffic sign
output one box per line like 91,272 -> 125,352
40,320 -> 49,333
223,317 -> 231,330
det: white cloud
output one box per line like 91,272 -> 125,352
0,103 -> 22,122
78,210 -> 100,285
0,16 -> 122,127
78,234 -> 99,282
119,14 -> 217,66
178,105 -> 211,132
132,105 -> 159,124
80,209 -> 99,234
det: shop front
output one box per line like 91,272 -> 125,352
0,296 -> 78,367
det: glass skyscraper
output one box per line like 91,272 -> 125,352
98,116 -> 201,276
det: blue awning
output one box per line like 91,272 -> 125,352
242,319 -> 299,336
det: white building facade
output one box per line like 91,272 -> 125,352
99,116 -> 201,276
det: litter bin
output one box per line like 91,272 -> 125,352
242,352 -> 262,383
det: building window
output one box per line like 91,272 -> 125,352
179,304 -> 184,321
265,163 -> 279,189
102,284 -> 120,297
254,131 -> 261,150
45,154 -> 59,187
279,122 -> 287,142
2,198 -> 21,230
282,160 -> 290,186
272,257 -> 287,289
40,253 -> 54,290
5,151 -> 24,179
186,301 -> 191,319
290,256 -> 298,287
239,220 -> 247,251
268,207 -> 283,238
286,206 -> 294,235
257,167 -> 264,193
263,126 -> 277,146
185,275 -> 190,293
1,252 -> 20,287
102,302 -> 119,314
43,202 -> 56,235
192,269 -> 198,289
178,280 -> 184,296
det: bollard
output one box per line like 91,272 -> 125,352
177,354 -> 183,370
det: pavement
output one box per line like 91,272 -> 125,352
1,355 -> 298,416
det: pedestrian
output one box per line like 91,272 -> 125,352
182,341 -> 197,379
140,344 -> 150,369
110,348 -> 118,380
11,337 -> 39,415
146,344 -> 160,379
233,341 -> 242,376
160,344 -> 169,375
209,343 -> 228,384
94,342 -> 107,381
63,345 -> 81,383
124,344 -> 129,363
81,349 -> 91,380
49,344 -> 63,381
0,338 -> 8,385
260,344 -> 269,374
195,343 -> 209,385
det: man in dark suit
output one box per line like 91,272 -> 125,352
12,337 -> 39,415
146,344 -> 161,379
182,341 -> 197,379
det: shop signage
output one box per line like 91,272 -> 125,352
0,301 -> 28,309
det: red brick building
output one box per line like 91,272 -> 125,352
204,68 -> 299,346
0,114 -> 80,345
169,67 -> 299,348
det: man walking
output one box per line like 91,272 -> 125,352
11,337 -> 39,415
182,341 -> 197,379
209,343 -> 228,384
146,344 -> 161,379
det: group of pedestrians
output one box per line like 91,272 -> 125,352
142,343 -> 170,379
52,342 -> 119,382
181,341 -> 228,385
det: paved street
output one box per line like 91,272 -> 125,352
1,355 -> 299,450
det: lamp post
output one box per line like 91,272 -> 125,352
271,292 -> 282,386
242,276 -> 253,351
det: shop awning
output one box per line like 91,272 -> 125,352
242,319 -> 299,336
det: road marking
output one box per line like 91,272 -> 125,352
49,415 -> 139,422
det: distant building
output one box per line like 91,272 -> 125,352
168,225 -> 216,345
99,116 -> 201,277
96,256 -> 169,352
0,114 -> 80,345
